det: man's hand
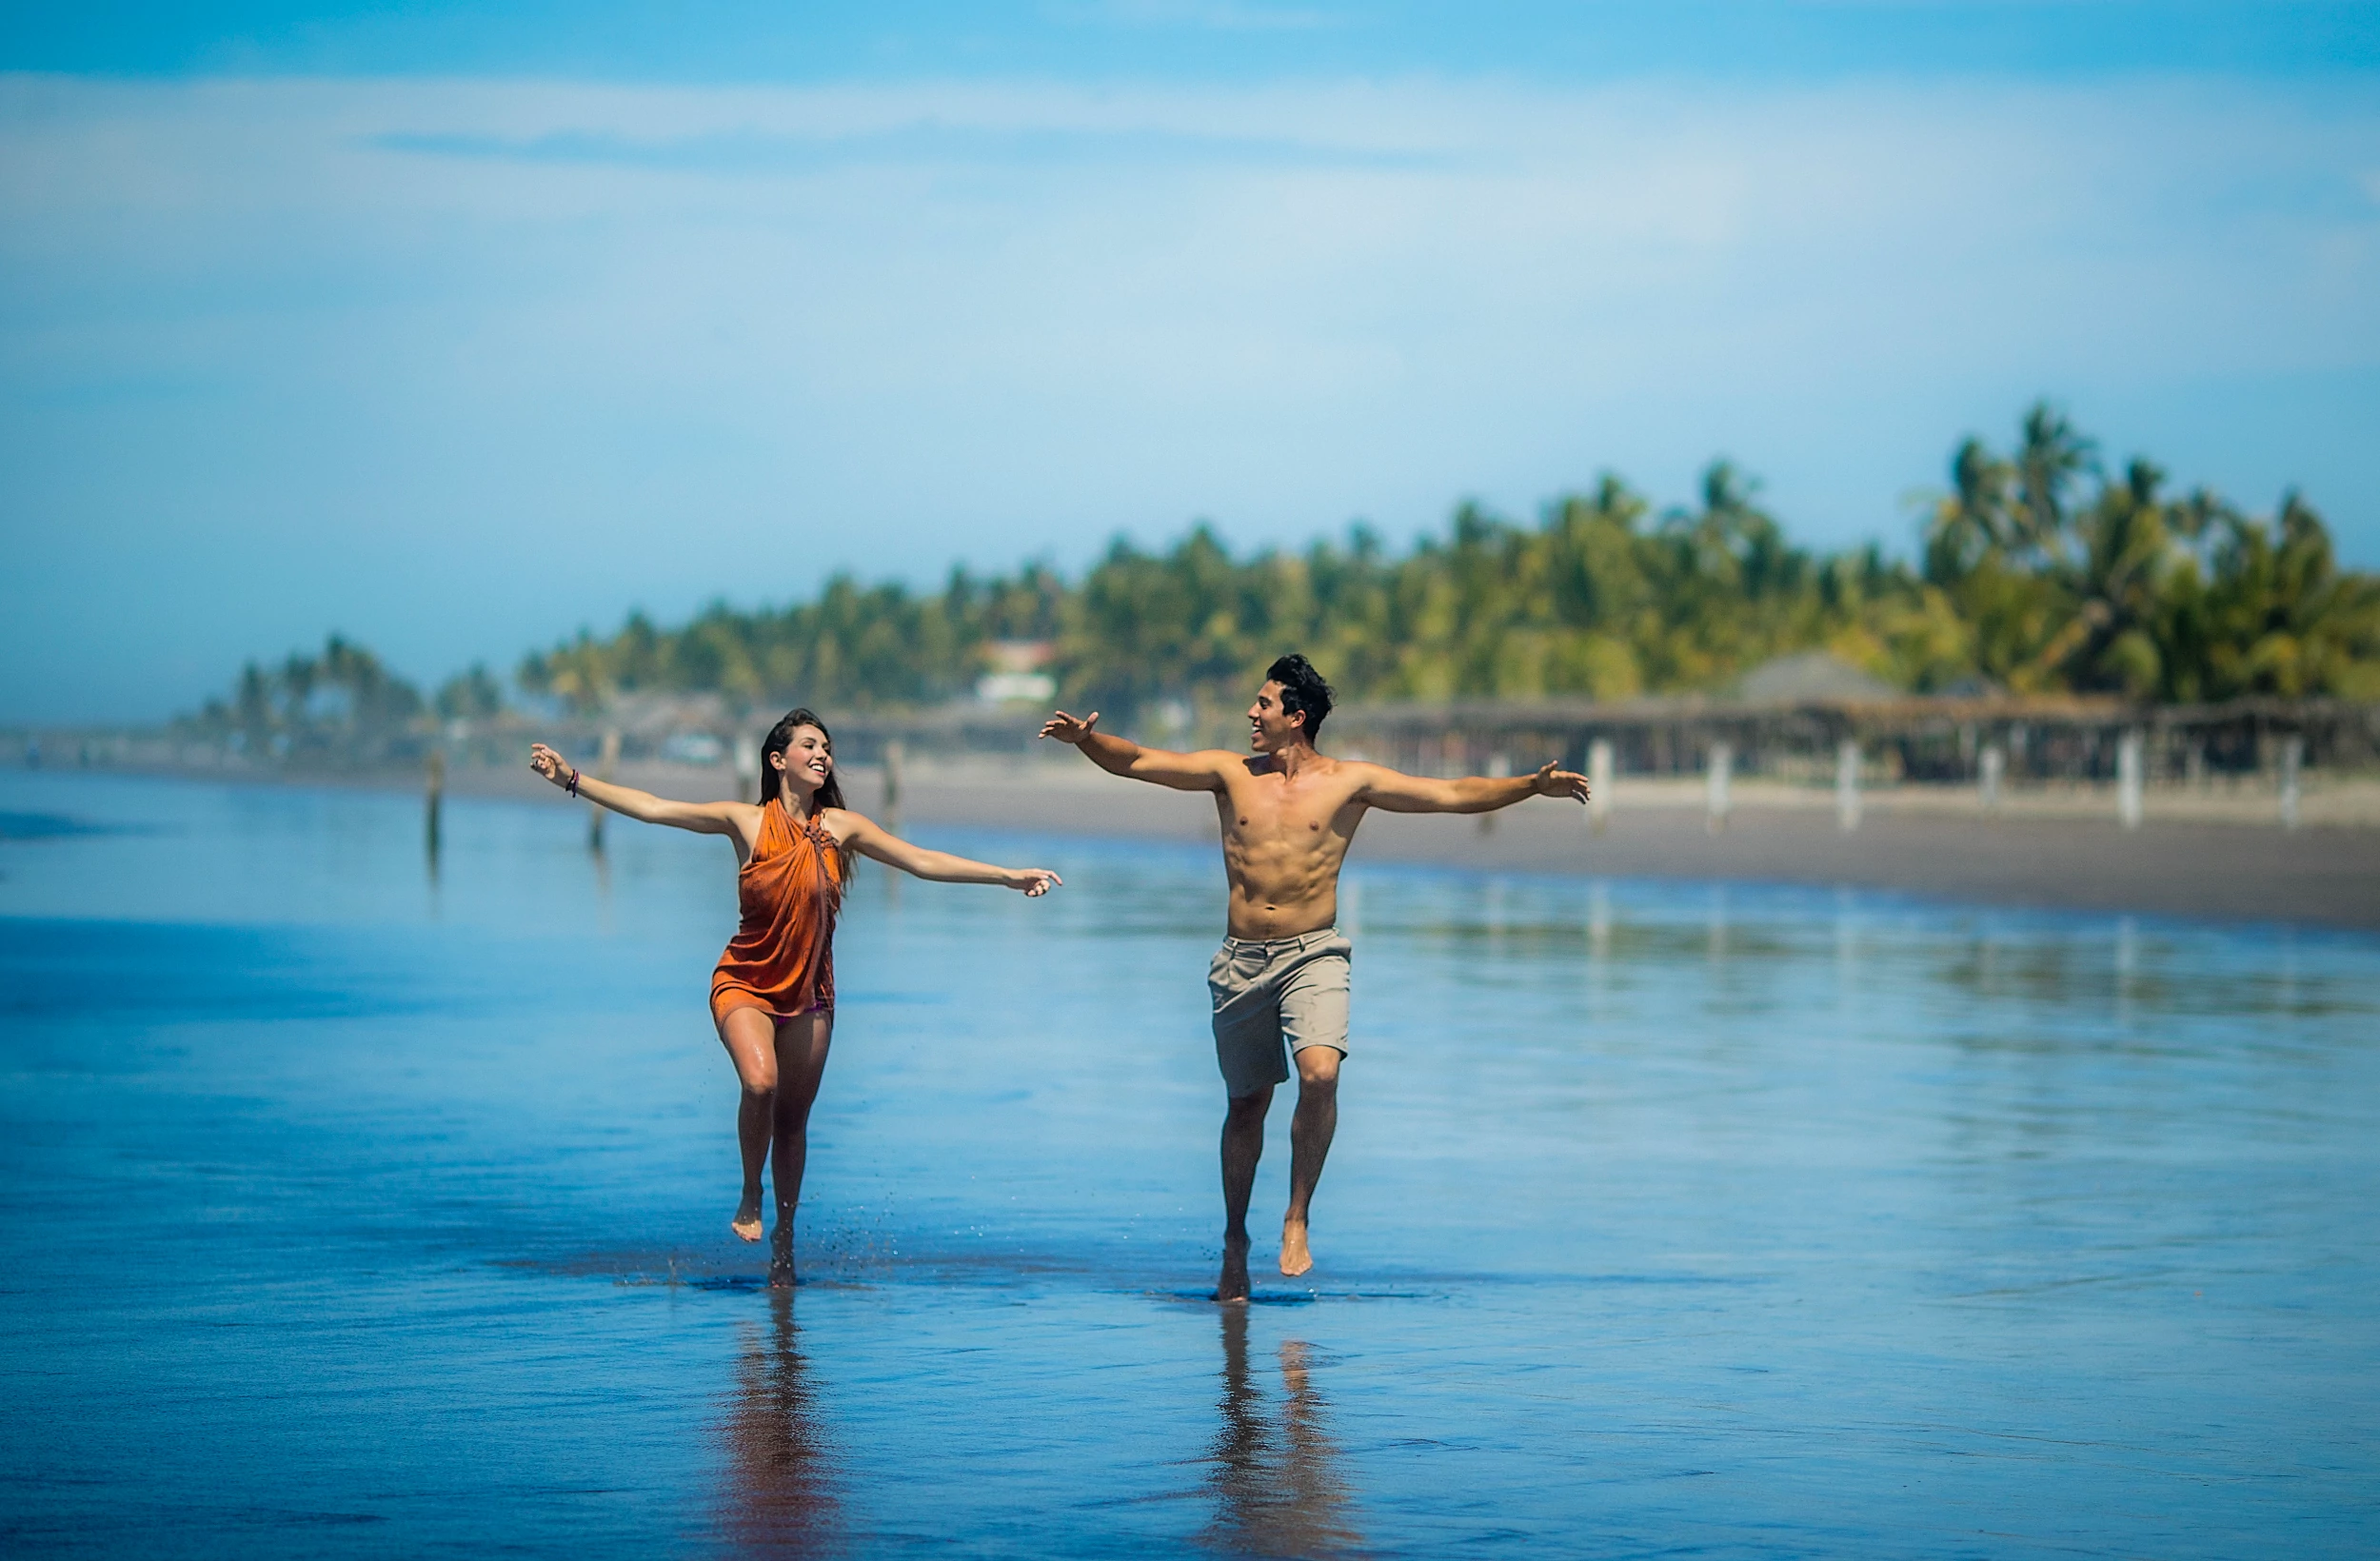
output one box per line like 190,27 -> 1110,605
1531,761 -> 1591,803
1039,710 -> 1101,745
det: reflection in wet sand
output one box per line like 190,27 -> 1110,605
1200,1308 -> 1362,1556
717,1293 -> 842,1556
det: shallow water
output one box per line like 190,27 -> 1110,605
2,769 -> 2375,1557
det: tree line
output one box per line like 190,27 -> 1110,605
517,403 -> 2377,719
179,639 -> 499,762
183,403 -> 2380,761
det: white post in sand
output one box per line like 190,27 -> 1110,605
1835,740 -> 1861,833
1588,739 -> 1614,836
589,726 -> 620,851
1481,752 -> 1511,835
424,748 -> 444,863
1706,741 -> 1732,834
732,731 -> 761,803
2279,734 -> 2303,831
2116,728 -> 2144,831
1979,744 -> 2005,812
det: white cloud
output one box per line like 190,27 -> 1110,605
3,70 -> 2377,718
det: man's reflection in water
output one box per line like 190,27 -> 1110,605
1200,1307 -> 1362,1556
718,1292 -> 842,1556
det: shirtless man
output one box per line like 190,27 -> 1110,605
1041,653 -> 1591,1301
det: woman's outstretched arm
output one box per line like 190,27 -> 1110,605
827,810 -> 1061,897
529,742 -> 752,838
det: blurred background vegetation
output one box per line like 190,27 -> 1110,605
180,404 -> 2380,760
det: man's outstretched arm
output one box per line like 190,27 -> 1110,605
1038,710 -> 1229,792
1355,759 -> 1590,815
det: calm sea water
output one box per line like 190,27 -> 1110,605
2,769 -> 2376,1557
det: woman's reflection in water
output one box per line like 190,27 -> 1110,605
718,1292 -> 842,1556
1200,1307 -> 1362,1556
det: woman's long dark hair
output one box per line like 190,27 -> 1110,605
757,707 -> 848,815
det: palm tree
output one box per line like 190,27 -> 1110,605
2050,458 -> 2179,697
1923,437 -> 2013,584
2012,401 -> 2097,563
2200,492 -> 2380,699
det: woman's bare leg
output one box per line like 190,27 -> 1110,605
717,1006 -> 783,1241
767,1011 -> 835,1287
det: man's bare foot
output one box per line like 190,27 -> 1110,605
731,1193 -> 764,1243
1279,1217 -> 1314,1278
1215,1237 -> 1252,1304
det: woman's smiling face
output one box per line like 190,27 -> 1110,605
774,725 -> 833,798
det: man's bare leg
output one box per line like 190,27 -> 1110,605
717,1007 -> 782,1241
1218,1084 -> 1274,1303
766,1012 -> 835,1288
1280,1046 -> 1341,1278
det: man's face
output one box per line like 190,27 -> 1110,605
1246,681 -> 1304,753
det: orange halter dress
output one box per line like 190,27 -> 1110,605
709,798 -> 843,1026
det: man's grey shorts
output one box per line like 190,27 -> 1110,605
1208,927 -> 1352,1098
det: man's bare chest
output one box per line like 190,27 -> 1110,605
1214,779 -> 1359,848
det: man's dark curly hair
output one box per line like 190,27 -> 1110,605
1266,653 -> 1335,742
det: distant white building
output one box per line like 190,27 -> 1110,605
659,731 -> 727,765
1734,651 -> 1901,703
977,640 -> 1058,704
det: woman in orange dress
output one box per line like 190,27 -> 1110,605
529,707 -> 1060,1285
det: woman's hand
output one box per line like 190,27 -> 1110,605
1005,867 -> 1063,898
528,742 -> 576,790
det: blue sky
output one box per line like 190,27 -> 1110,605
11,2 -> 2378,80
5,3 -> 2378,721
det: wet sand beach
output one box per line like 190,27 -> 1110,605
912,770 -> 2380,931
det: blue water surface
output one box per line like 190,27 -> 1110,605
1,770 -> 2375,1557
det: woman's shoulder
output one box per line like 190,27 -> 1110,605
812,805 -> 876,843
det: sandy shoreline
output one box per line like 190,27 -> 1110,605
62,758 -> 2380,932
883,764 -> 2380,933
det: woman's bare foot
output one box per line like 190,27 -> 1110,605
768,1223 -> 796,1288
1279,1217 -> 1314,1278
1216,1237 -> 1253,1304
731,1193 -> 764,1243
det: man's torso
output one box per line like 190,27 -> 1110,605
1210,753 -> 1370,939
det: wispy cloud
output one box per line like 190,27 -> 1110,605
367,120 -> 1435,174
